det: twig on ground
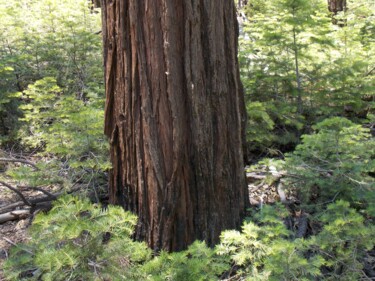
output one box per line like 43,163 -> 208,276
0,181 -> 32,206
0,210 -> 30,223
0,158 -> 39,171
17,185 -> 57,199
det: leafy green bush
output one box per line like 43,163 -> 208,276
142,241 -> 228,281
246,102 -> 275,151
0,0 -> 107,190
217,204 -> 324,281
0,0 -> 103,144
239,0 -> 375,155
3,196 -> 229,281
4,197 -> 374,280
217,201 -> 374,281
285,117 -> 375,213
311,200 -> 375,280
18,77 -> 109,171
3,196 -> 151,281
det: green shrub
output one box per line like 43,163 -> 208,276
3,196 -> 151,281
0,0 -> 107,192
311,200 -> 375,280
217,204 -> 324,281
4,197 -> 374,280
3,196 -> 229,281
142,241 -> 229,281
217,202 -> 374,280
285,117 -> 375,213
18,77 -> 109,172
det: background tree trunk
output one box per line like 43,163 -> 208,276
102,0 -> 248,251
91,0 -> 101,8
328,0 -> 347,14
328,0 -> 347,25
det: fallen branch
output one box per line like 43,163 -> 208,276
248,180 -> 265,192
0,201 -> 26,214
0,157 -> 39,171
246,173 -> 267,180
0,181 -> 32,206
17,185 -> 57,199
0,191 -> 64,215
0,182 -> 106,224
0,209 -> 30,224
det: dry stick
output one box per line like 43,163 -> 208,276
0,181 -> 32,206
0,201 -> 25,214
0,185 -> 82,214
17,185 -> 57,199
0,157 -> 39,171
0,210 -> 30,224
0,193 -> 60,214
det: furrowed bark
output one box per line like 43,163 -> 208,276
102,0 -> 248,251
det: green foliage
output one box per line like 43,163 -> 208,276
5,162 -> 65,187
3,196 -> 152,281
246,102 -> 275,150
240,0 -> 375,155
3,196 -> 229,281
217,202 -> 373,280
0,0 -> 102,139
3,197 -> 374,280
18,77 -> 109,170
218,204 -> 323,281
0,0 -> 108,190
285,117 -> 375,212
142,241 -> 228,281
311,200 -> 375,280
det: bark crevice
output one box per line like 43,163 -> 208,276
103,0 -> 248,251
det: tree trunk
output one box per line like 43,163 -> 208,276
102,0 -> 248,252
90,0 -> 101,8
328,0 -> 347,14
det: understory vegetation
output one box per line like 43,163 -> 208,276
1,0 -> 374,280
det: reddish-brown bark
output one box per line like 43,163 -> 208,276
102,0 -> 248,251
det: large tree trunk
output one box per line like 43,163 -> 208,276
102,0 -> 248,252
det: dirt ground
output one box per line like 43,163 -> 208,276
0,189 -> 28,280
0,185 -> 42,281
0,219 -> 30,280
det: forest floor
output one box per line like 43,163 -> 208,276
0,187 -> 31,280
0,219 -> 30,279
0,184 -> 58,280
